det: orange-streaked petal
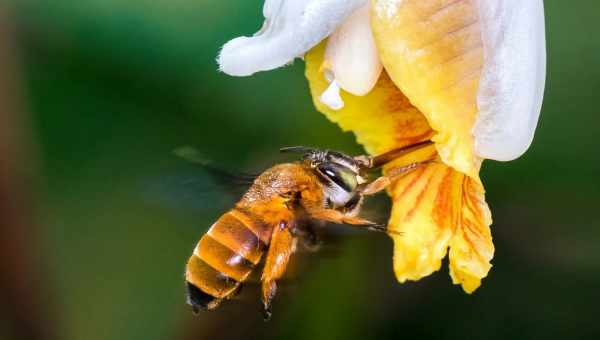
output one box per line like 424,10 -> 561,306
449,177 -> 494,293
305,41 -> 494,293
305,43 -> 433,155
387,162 -> 463,281
371,0 -> 483,178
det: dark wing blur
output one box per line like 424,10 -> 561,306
173,146 -> 257,187
141,146 -> 257,214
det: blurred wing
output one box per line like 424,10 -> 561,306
174,146 -> 257,187
142,147 -> 257,214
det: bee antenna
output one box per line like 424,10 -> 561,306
279,146 -> 317,154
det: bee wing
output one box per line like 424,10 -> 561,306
173,146 -> 257,186
142,147 -> 257,214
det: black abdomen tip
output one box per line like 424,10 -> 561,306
186,281 -> 221,312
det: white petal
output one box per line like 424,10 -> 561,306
218,0 -> 367,76
474,0 -> 547,161
324,4 -> 382,96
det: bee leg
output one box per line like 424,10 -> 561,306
308,208 -> 378,227
261,221 -> 294,321
358,176 -> 392,196
354,141 -> 435,169
359,161 -> 433,196
307,208 -> 404,236
291,222 -> 322,252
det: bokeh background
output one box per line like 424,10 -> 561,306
2,1 -> 599,339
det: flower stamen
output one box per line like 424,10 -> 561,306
319,4 -> 383,110
320,78 -> 344,110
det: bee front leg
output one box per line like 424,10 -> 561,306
354,141 -> 435,169
359,161 -> 433,196
261,221 -> 294,321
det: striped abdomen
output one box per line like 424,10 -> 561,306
185,208 -> 272,311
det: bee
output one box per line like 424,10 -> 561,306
185,141 -> 433,319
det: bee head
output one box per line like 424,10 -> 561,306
280,146 -> 366,207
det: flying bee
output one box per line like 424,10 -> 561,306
184,141 -> 434,319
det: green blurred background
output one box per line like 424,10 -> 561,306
2,1 -> 599,339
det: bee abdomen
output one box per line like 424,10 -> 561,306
185,208 -> 270,310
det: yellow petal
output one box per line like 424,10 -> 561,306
305,43 -> 433,155
305,41 -> 494,292
449,177 -> 494,293
371,0 -> 484,178
387,162 -> 463,281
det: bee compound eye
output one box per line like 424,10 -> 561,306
317,163 -> 357,192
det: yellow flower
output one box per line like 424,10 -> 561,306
217,0 -> 546,293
